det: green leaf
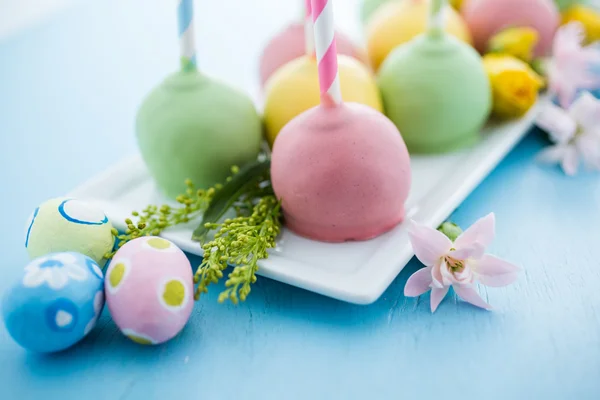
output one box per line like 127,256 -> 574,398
191,159 -> 271,242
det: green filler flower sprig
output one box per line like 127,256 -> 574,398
104,178 -> 218,260
107,159 -> 281,304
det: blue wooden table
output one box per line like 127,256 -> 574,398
1,1 -> 599,399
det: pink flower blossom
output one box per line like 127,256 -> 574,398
404,213 -> 520,312
536,92 -> 600,175
548,22 -> 600,108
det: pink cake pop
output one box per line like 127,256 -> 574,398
270,0 -> 411,243
259,0 -> 367,87
461,0 -> 560,57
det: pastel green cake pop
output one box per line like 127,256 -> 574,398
135,1 -> 262,198
378,0 -> 491,153
25,198 -> 114,266
136,72 -> 262,198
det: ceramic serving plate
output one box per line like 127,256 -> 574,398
70,96 -> 547,304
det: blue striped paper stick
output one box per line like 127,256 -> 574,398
178,0 -> 197,71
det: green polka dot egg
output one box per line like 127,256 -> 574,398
104,237 -> 193,345
25,198 -> 114,266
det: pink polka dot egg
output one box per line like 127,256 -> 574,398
104,236 -> 193,345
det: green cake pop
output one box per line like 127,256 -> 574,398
135,1 -> 262,198
377,0 -> 491,154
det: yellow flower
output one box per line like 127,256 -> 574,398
482,54 -> 545,119
449,0 -> 465,10
487,27 -> 539,63
562,5 -> 600,44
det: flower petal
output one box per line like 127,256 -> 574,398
561,146 -> 579,176
47,269 -> 69,290
404,266 -> 433,297
549,22 -> 600,108
536,144 -> 569,165
54,253 -> 78,265
440,259 -> 454,286
536,103 -> 577,144
431,259 -> 444,288
22,268 -> 45,288
28,256 -> 51,270
477,255 -> 520,287
453,265 -> 475,285
408,220 -> 452,267
552,22 -> 585,58
453,213 -> 496,256
576,133 -> 600,171
453,285 -> 493,310
430,286 -> 449,313
568,92 -> 600,132
451,242 -> 486,261
65,264 -> 88,281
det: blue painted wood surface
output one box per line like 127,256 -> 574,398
1,1 -> 599,399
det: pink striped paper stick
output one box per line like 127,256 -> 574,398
312,0 -> 342,107
304,0 -> 315,57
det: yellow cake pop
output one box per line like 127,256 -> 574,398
366,0 -> 472,71
263,54 -> 382,146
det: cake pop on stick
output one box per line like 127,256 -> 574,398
136,0 -> 262,199
462,0 -> 560,57
259,0 -> 367,88
270,0 -> 411,243
263,0 -> 382,147
378,0 -> 492,153
366,0 -> 472,71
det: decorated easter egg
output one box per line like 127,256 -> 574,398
136,71 -> 262,199
104,237 -> 193,345
461,0 -> 560,57
25,198 -> 114,267
2,252 -> 105,353
259,22 -> 367,87
366,0 -> 472,71
263,55 -> 383,146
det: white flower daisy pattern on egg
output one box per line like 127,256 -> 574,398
158,277 -> 189,312
86,257 -> 104,279
121,329 -> 157,345
106,258 -> 131,294
23,253 -> 88,290
84,290 -> 105,335
142,237 -> 177,252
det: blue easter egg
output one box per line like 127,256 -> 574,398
2,252 -> 105,353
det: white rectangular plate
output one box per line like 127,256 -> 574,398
70,97 -> 546,304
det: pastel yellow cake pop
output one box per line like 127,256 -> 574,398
263,55 -> 382,146
366,0 -> 472,71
